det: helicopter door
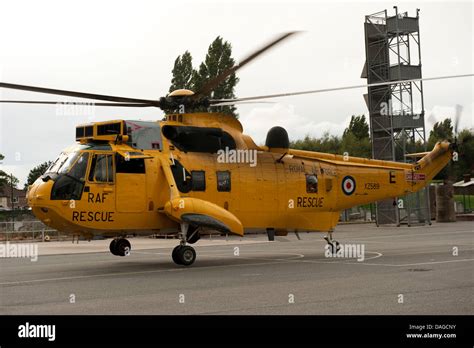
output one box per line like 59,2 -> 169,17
115,152 -> 148,212
86,153 -> 116,218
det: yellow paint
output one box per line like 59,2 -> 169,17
167,89 -> 195,97
27,113 -> 453,239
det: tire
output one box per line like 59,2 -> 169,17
115,239 -> 131,257
109,239 -> 119,256
172,245 -> 183,265
178,245 -> 196,266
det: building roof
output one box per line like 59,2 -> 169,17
453,179 -> 474,188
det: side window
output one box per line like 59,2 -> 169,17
116,154 -> 145,174
217,171 -> 231,192
192,171 -> 206,191
88,154 -> 114,183
306,174 -> 318,193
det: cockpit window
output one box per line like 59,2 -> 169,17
68,153 -> 89,180
47,152 -> 84,175
47,153 -> 68,173
58,152 -> 81,174
50,152 -> 90,200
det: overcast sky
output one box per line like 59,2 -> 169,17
0,0 -> 472,186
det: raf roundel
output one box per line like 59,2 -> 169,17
342,176 -> 356,195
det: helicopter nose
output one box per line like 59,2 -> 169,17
27,179 -> 53,208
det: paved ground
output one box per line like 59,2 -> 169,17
0,221 -> 472,314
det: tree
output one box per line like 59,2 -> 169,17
340,132 -> 371,158
428,118 -> 453,149
192,37 -> 239,117
0,153 -> 19,188
0,153 -> 7,186
341,115 -> 371,158
453,129 -> 474,179
25,161 -> 52,188
343,115 -> 369,140
169,51 -> 194,92
291,115 -> 371,158
168,36 -> 239,117
291,132 -> 342,154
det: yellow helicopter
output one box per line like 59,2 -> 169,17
1,32 -> 471,266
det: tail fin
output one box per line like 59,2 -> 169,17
413,141 -> 453,182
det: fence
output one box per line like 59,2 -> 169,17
340,204 -> 376,223
0,221 -> 65,242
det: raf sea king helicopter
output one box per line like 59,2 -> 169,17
1,32 -> 470,266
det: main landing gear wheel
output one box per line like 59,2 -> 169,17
172,245 -> 196,266
172,223 -> 197,266
109,238 -> 131,257
172,245 -> 183,265
109,239 -> 119,255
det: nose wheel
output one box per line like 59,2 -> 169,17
109,238 -> 131,257
172,223 -> 197,266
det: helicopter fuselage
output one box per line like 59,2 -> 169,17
27,113 -> 453,240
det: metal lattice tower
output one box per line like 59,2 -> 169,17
362,7 -> 431,226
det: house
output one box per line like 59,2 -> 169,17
0,184 -> 28,210
453,174 -> 474,196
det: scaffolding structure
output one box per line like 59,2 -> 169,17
362,7 -> 430,226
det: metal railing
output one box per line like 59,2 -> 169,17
0,221 -> 66,242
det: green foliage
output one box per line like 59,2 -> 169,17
454,195 -> 474,211
455,129 -> 474,177
290,115 -> 371,158
169,36 -> 239,117
291,114 -> 473,182
169,51 -> 194,92
0,172 -> 19,188
291,132 -> 342,154
426,118 -> 473,181
0,153 -> 19,188
428,119 -> 453,149
343,115 -> 369,140
340,132 -> 372,158
25,161 -> 52,189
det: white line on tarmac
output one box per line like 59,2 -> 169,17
351,258 -> 474,267
0,259 -> 300,286
2,249 -> 471,286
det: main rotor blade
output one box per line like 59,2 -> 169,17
194,31 -> 300,99
0,100 -> 155,107
210,73 -> 474,105
209,101 -> 276,107
0,82 -> 160,105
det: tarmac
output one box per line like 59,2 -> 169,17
0,221 -> 472,314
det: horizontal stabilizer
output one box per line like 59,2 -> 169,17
405,151 -> 430,158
